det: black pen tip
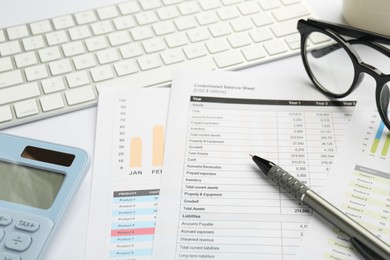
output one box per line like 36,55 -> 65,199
251,155 -> 273,175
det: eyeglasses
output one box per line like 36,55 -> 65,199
297,19 -> 390,130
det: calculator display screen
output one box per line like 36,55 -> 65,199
0,160 -> 65,209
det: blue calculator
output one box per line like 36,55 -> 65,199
0,133 -> 90,260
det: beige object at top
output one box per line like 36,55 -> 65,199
343,0 -> 390,35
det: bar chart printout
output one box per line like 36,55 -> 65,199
85,88 -> 169,260
365,115 -> 390,158
152,70 -> 357,260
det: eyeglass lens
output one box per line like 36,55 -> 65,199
304,31 -> 355,96
304,31 -> 390,128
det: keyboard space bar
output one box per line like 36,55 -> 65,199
96,57 -> 216,90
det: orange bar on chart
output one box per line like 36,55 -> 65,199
152,125 -> 164,166
130,137 -> 142,167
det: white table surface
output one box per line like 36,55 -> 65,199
0,0 -> 343,259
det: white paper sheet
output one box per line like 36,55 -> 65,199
151,70 -> 362,260
297,98 -> 390,259
85,87 -> 170,259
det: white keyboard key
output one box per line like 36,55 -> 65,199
75,11 -> 97,25
281,0 -> 300,5
160,49 -> 185,65
96,49 -> 120,64
7,25 -> 29,40
227,33 -> 251,48
178,2 -> 200,15
140,0 -> 162,10
119,43 -> 143,59
46,30 -> 68,45
249,28 -> 273,42
230,17 -> 254,32
237,1 -> 261,15
183,43 -> 208,59
209,23 -> 232,37
38,46 -> 62,62
285,34 -> 301,50
65,86 -> 95,105
0,82 -> 40,105
217,6 -> 240,20
221,0 -> 241,5
62,41 -> 85,57
175,16 -> 198,31
68,25 -> 92,40
113,15 -> 136,30
130,26 -> 154,41
213,50 -> 244,68
270,19 -> 299,37
73,53 -> 96,70
22,35 -> 45,51
91,21 -> 114,36
49,59 -> 73,75
135,11 -> 158,25
162,0 -> 182,5
206,38 -> 229,54
272,3 -> 309,22
14,99 -> 39,118
108,31 -> 131,46
199,0 -> 222,10
195,11 -> 219,26
0,30 -> 5,43
0,70 -> 23,89
25,64 -> 49,81
90,65 -> 115,82
41,76 -> 66,93
251,13 -> 274,27
0,57 -> 13,72
242,45 -> 267,61
114,60 -> 138,76
40,93 -> 64,111
15,52 -> 38,68
30,20 -> 52,35
165,32 -> 188,48
66,71 -> 90,88
263,39 -> 289,55
187,27 -> 211,43
0,41 -> 22,56
85,36 -> 108,51
97,6 -> 119,20
258,0 -> 281,10
142,38 -> 166,53
153,21 -> 176,36
137,55 -> 162,71
118,2 -> 141,15
0,105 -> 12,122
52,15 -> 75,30
157,6 -> 180,20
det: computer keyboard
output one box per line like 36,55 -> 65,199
0,0 -> 316,129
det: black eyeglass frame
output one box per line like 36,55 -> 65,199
297,18 -> 390,130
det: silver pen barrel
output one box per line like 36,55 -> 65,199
267,164 -> 390,259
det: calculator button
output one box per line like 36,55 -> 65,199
0,229 -> 4,241
5,232 -> 32,252
0,214 -> 12,226
15,219 -> 39,232
0,252 -> 21,260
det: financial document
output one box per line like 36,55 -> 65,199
297,98 -> 390,259
85,87 -> 170,259
152,70 -> 359,259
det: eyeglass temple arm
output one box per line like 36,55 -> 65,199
310,39 -> 390,59
307,19 -> 390,45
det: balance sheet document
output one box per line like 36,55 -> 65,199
151,70 -> 358,260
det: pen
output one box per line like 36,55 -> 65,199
250,154 -> 390,260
